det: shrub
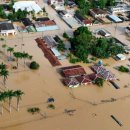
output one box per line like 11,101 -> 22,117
47,104 -> 55,109
27,107 -> 40,114
63,32 -> 69,39
118,66 -> 129,72
29,61 -> 40,70
94,78 -> 104,87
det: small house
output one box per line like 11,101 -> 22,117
89,8 -> 107,18
116,54 -> 126,60
74,13 -> 93,26
61,65 -> 86,77
58,10 -> 72,18
75,75 -> 92,85
0,21 -> 17,36
63,78 -> 80,88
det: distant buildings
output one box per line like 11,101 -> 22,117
0,21 -> 17,36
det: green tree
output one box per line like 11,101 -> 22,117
13,52 -> 22,68
14,90 -> 24,111
2,44 -> 7,54
0,69 -> 9,86
57,40 -> 65,52
7,90 -> 15,113
0,92 -> 5,115
22,52 -> 29,67
0,62 -> 6,70
7,47 -> 14,57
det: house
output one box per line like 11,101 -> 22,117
74,13 -> 93,26
43,35 -> 57,48
34,20 -> 59,32
110,5 -> 130,14
36,17 -> 50,22
116,54 -> 126,60
89,8 -> 107,18
75,75 -> 92,85
58,10 -> 72,18
88,73 -> 102,81
21,18 -> 33,27
61,65 -> 86,77
13,1 -> 42,13
107,15 -> 123,23
0,21 -> 17,36
48,0 -> 64,5
91,65 -> 116,81
63,78 -> 80,88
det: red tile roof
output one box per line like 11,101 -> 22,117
61,65 -> 86,77
83,20 -> 92,24
75,75 -> 92,84
35,38 -> 61,66
63,78 -> 79,87
91,65 -> 115,80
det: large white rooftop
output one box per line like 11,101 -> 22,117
13,1 -> 42,13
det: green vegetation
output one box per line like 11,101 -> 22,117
70,26 -> 124,63
63,32 -> 69,39
0,90 -> 24,114
94,78 -> 104,87
29,61 -> 40,70
57,40 -> 65,52
118,66 -> 129,73
47,104 -> 55,109
27,107 -> 40,114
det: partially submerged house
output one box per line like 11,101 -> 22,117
74,13 -> 93,26
63,78 -> 80,88
0,21 -> 17,36
58,10 -> 72,18
91,65 -> 116,81
34,20 -> 59,32
89,8 -> 107,18
61,65 -> 86,78
43,35 -> 57,48
75,75 -> 92,85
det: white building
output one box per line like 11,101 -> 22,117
13,1 -> 42,13
116,54 -> 126,60
48,0 -> 64,5
0,21 -> 17,36
59,10 -> 72,18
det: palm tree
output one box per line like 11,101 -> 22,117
13,52 -> 22,68
0,62 -> 6,70
7,47 -> 14,57
22,52 -> 29,67
2,44 -> 7,54
0,69 -> 9,86
14,90 -> 24,111
6,90 -> 15,113
0,92 -> 5,115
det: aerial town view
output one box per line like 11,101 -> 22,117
0,0 -> 130,130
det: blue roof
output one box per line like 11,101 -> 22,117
108,15 -> 122,22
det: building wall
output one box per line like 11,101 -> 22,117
35,25 -> 59,32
